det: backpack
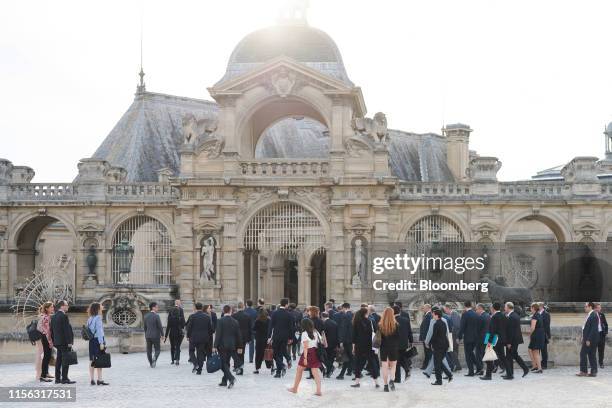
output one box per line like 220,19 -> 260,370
27,320 -> 42,342
82,320 -> 95,341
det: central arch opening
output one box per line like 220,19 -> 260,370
243,202 -> 326,306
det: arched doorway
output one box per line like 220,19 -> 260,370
243,202 -> 326,306
255,117 -> 329,159
15,216 -> 73,287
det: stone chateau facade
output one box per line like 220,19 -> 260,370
2,14 -> 612,328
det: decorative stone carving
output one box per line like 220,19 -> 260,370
198,138 -> 225,159
561,156 -> 599,183
468,157 -> 502,182
352,112 -> 389,145
200,236 -> 217,284
0,159 -> 13,184
78,223 -> 104,249
344,135 -> 372,158
105,166 -> 128,183
353,237 -> 367,284
77,158 -> 109,182
11,166 -> 35,183
574,222 -> 600,241
271,67 -> 296,97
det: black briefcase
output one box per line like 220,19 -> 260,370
64,349 -> 78,366
405,346 -> 418,359
94,352 -> 111,368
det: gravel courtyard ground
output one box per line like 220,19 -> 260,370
1,350 -> 610,408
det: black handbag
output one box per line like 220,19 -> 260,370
315,332 -> 326,363
94,351 -> 111,368
81,324 -> 94,341
206,353 -> 221,373
64,349 -> 78,366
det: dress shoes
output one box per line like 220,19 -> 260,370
475,370 -> 484,376
588,373 -> 597,377
218,382 -> 227,387
274,372 -> 282,378
522,368 -> 529,377
336,374 -> 344,380
464,373 -> 475,377
502,375 -> 514,380
228,379 -> 235,389
479,376 -> 492,380
422,372 -> 431,379
61,379 -> 76,384
431,381 -> 442,385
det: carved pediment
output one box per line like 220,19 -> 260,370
78,223 -> 104,233
472,222 -> 499,239
574,222 -> 600,238
209,57 -> 360,102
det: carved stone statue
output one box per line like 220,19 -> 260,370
86,245 -> 97,275
351,112 -> 389,145
182,114 -> 218,145
200,236 -> 216,283
353,238 -> 367,283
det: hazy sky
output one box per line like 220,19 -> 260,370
2,0 -> 612,182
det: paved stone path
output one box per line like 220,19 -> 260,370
1,349 -> 611,408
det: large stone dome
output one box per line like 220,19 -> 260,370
217,24 -> 353,85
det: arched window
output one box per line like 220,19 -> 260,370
406,215 -> 464,244
111,215 -> 172,284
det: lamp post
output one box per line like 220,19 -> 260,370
114,239 -> 134,284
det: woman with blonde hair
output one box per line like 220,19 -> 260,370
378,306 -> 400,392
36,301 -> 54,382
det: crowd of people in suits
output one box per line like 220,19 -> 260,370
30,297 -> 609,394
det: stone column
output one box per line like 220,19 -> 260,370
444,124 -> 472,182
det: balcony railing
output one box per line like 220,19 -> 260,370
9,184 -> 77,201
239,160 -> 329,177
498,182 -> 572,199
394,182 -> 471,199
106,183 -> 177,201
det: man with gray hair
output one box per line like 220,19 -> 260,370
443,303 -> 462,372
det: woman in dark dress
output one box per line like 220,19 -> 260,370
351,308 -> 380,388
528,303 -> 544,373
164,306 -> 185,365
253,308 -> 271,374
379,307 -> 400,392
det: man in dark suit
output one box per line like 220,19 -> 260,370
232,302 -> 252,374
268,298 -> 293,377
214,305 -> 243,389
419,304 -> 433,369
539,302 -> 551,369
480,302 -> 507,380
476,303 -> 490,363
144,302 -> 164,368
577,302 -> 601,377
185,302 -> 214,375
321,312 -> 338,377
458,301 -> 483,376
244,300 -> 257,364
430,310 -> 452,385
393,305 -> 414,382
50,300 -> 74,384
368,305 -> 381,326
595,303 -> 608,369
503,302 -> 529,379
325,301 -> 337,321
337,302 -> 354,379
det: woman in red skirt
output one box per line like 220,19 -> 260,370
287,318 -> 323,396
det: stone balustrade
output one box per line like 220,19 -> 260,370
9,183 -> 77,201
239,160 -> 329,177
394,182 -> 471,199
106,183 -> 177,201
498,181 -> 572,199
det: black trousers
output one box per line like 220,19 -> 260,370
541,340 -> 548,368
193,342 -> 209,370
169,334 -> 183,362
219,349 -> 235,384
433,349 -> 452,383
233,348 -> 244,370
339,342 -> 354,376
597,334 -> 606,366
421,344 -> 432,369
255,339 -> 267,370
580,343 -> 598,374
505,342 -> 528,377
485,343 -> 506,376
273,339 -> 290,374
41,336 -> 52,377
188,340 -> 196,364
146,339 -> 161,364
449,338 -> 461,370
394,349 -> 410,382
324,346 -> 336,375
464,342 -> 482,373
354,350 -> 379,379
54,345 -> 70,381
